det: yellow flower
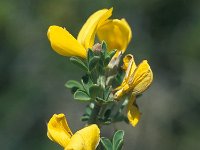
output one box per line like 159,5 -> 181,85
114,54 -> 153,126
47,113 -> 100,150
47,8 -> 132,58
114,54 -> 153,99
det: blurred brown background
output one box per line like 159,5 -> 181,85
0,0 -> 200,149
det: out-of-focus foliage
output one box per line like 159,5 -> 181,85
0,0 -> 200,150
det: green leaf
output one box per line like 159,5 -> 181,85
87,48 -> 94,62
89,84 -> 101,99
74,90 -> 91,101
70,87 -> 78,94
113,130 -> 124,150
70,57 -> 88,72
100,137 -> 113,150
104,50 -> 117,66
98,59 -> 104,74
101,41 -> 107,51
81,75 -> 93,94
65,80 -> 84,94
65,80 -> 83,89
104,86 -> 112,101
115,140 -> 123,150
89,56 -> 100,71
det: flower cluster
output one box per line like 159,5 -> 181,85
47,8 -> 153,150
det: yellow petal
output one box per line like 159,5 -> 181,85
121,19 -> 132,43
122,54 -> 137,82
47,113 -> 73,148
122,54 -> 136,70
47,26 -> 87,58
127,95 -> 141,127
65,133 -> 85,150
97,19 -> 132,52
129,60 -> 153,94
65,124 -> 100,150
114,54 -> 136,99
114,88 -> 124,100
77,8 -> 113,50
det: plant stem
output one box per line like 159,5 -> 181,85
87,102 -> 101,126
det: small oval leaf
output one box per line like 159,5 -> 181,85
100,137 -> 113,150
89,84 -> 101,98
115,140 -> 123,150
65,80 -> 83,89
113,130 -> 124,150
74,90 -> 91,101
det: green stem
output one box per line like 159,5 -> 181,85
87,102 -> 101,126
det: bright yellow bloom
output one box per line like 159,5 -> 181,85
97,18 -> 132,52
47,114 -> 100,150
47,8 -> 132,58
114,54 -> 153,126
114,54 -> 153,99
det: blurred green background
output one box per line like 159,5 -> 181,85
1,0 -> 200,150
